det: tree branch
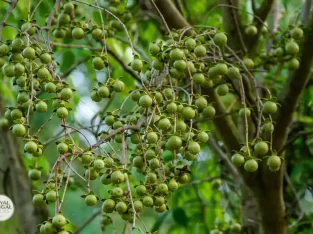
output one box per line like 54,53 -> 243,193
0,0 -> 18,40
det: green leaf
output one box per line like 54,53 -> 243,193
60,50 -> 75,73
172,207 -> 189,227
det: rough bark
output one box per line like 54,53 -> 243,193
0,96 -> 48,234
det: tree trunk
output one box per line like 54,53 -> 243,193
0,97 -> 48,234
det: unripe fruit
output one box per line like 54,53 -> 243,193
53,28 -> 65,38
287,58 -> 299,70
57,13 -> 70,25
60,88 -> 73,100
139,94 -> 153,107
231,154 -> 245,167
36,101 -> 48,113
136,185 -> 147,196
197,131 -> 209,143
134,200 -> 143,212
72,27 -> 85,39
40,53 -> 52,64
194,45 -> 206,57
155,204 -> 167,213
63,2 -> 74,13
188,141 -> 201,154
166,102 -> 177,113
244,159 -> 258,172
85,194 -> 97,206
178,173 -> 189,184
116,201 -> 127,213
131,59 -> 143,72
185,38 -> 196,51
181,106 -> 196,120
254,141 -> 269,155
285,41 -> 299,55
21,22 -> 36,35
0,118 -> 9,130
97,86 -> 110,98
216,84 -> 229,96
158,118 -> 171,131
290,27 -> 303,40
195,96 -> 207,110
57,142 -> 69,154
33,194 -> 45,206
143,196 -> 154,207
263,101 -> 278,114
243,58 -> 254,69
4,64 -> 15,77
28,169 -> 41,180
44,222 -> 56,234
45,82 -> 56,93
111,170 -> 125,184
113,80 -> 125,92
12,124 -> 26,136
215,63 -> 228,75
262,122 -> 274,132
93,159 -> 105,170
245,25 -> 258,36
102,199 -> 115,213
202,105 -> 216,118
214,33 -> 227,47
147,132 -> 158,144
170,48 -> 184,61
230,223 -> 242,233
173,59 -> 186,71
157,183 -> 168,194
56,107 -> 68,119
227,67 -> 240,79
0,43 -> 9,56
37,67 -> 51,80
24,141 -> 38,154
267,155 -> 281,171
145,172 -> 157,183
275,47 -> 284,57
149,43 -> 160,56
166,136 -> 182,151
22,46 -> 36,60
52,214 -> 67,228
92,57 -> 105,70
193,73 -> 205,84
10,108 -> 23,120
239,107 -> 251,117
45,190 -> 57,203
14,63 -> 25,76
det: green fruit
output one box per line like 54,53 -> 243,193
195,96 -> 207,110
105,115 -> 115,126
33,194 -> 45,206
134,200 -> 143,212
36,101 -> 48,113
244,159 -> 258,172
254,141 -> 269,155
147,132 -> 158,144
0,118 -> 9,130
97,86 -> 110,98
14,63 -> 25,76
215,63 -> 228,75
10,53 -> 24,62
102,199 -> 115,213
173,59 -> 187,71
0,43 -> 9,56
245,25 -> 258,36
52,214 -> 67,228
45,190 -> 57,203
111,187 -> 123,197
157,183 -> 168,194
44,82 -> 56,93
170,48 -> 184,61
227,67 -> 240,79
239,107 -> 251,117
216,84 -> 229,96
10,108 -> 23,120
287,58 -> 299,70
155,204 -> 167,213
285,41 -> 299,55
60,88 -> 73,100
168,179 -> 178,191
214,33 -> 227,47
28,169 -> 41,180
131,59 -> 143,72
197,131 -> 209,143
92,28 -> 104,41
263,101 -> 277,114
149,158 -> 160,169
91,90 -> 101,102
22,46 -> 36,60
11,38 -> 24,52
57,142 -> 69,154
57,13 -> 70,25
143,196 -> 154,207
136,185 -> 146,196
181,106 -> 196,120
275,47 -> 284,57
158,118 -> 171,131
188,141 -> 201,154
85,194 -> 97,206
53,28 -> 65,38
0,58 -> 4,68
113,120 -> 123,129
4,64 -> 15,77
178,173 -> 189,184
262,122 -> 274,132
154,196 -> 165,206
56,107 -> 68,118
93,159 -> 105,170
267,155 -> 281,171
194,45 -> 206,57
166,102 -> 177,113
139,94 -> 153,107
202,105 -> 216,118
113,80 -> 125,92
152,59 -> 164,71
243,58 -> 254,69
63,2 -> 74,13
186,61 -> 196,73
72,27 -> 85,39
37,67 -> 51,80
290,27 -> 303,40
230,223 -> 242,233
24,141 -> 38,154
12,124 -> 26,136
40,53 -> 52,64
133,156 -> 145,168
163,88 -> 173,99
185,38 -> 196,50
193,73 -> 205,84
85,168 -> 99,180
116,201 -> 127,213
81,152 -> 93,165
21,22 -> 36,35
44,222 -> 56,234
145,172 -> 157,183
92,57 -> 105,70
231,153 -> 245,167
111,170 -> 125,184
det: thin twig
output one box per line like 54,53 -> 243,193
73,210 -> 102,234
0,0 -> 18,40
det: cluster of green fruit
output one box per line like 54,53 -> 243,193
209,222 -> 242,234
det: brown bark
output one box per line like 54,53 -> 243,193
0,96 -> 48,234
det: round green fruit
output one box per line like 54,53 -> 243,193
72,27 -> 85,39
139,94 -> 153,108
170,48 -> 184,61
12,124 -> 26,136
85,194 -> 97,206
254,141 -> 269,155
194,45 -> 206,57
245,25 -> 258,36
131,59 -> 143,72
216,84 -> 229,96
92,57 -> 105,70
111,170 -> 125,184
244,159 -> 258,172
36,101 -> 48,113
214,33 -> 227,47
185,38 -> 196,51
202,106 -> 216,118
267,155 -> 281,171
181,106 -> 196,120
57,142 -> 69,154
231,153 -> 245,167
52,214 -> 67,228
287,58 -> 299,70
263,101 -> 278,114
56,107 -> 68,119
290,27 -> 303,40
28,169 -> 41,180
113,80 -> 125,92
285,41 -> 299,55
24,141 -> 38,154
60,88 -> 73,101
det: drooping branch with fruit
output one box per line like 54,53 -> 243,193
0,0 -> 313,234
